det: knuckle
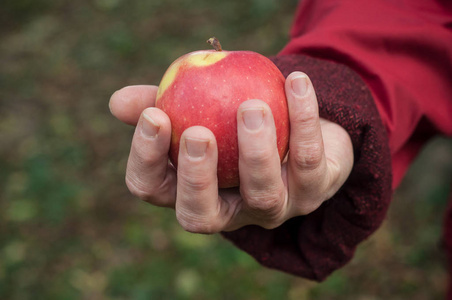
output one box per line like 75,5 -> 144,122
178,171 -> 212,192
125,176 -> 150,198
291,142 -> 323,171
243,187 -> 286,222
133,145 -> 165,165
176,211 -> 220,234
292,105 -> 318,126
125,174 -> 159,203
180,222 -> 217,234
243,148 -> 274,168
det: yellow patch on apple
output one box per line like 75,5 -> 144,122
186,51 -> 227,67
156,51 -> 227,100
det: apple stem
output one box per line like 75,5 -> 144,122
207,37 -> 222,51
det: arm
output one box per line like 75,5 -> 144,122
223,0 -> 452,280
223,55 -> 392,280
282,0 -> 452,187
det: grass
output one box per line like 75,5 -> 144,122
1,0 -> 451,298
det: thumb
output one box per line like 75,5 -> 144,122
109,85 -> 159,126
320,118 -> 354,200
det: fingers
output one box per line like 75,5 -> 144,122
175,126 -> 235,234
110,85 -> 159,126
285,72 -> 329,215
119,74 -> 352,232
236,99 -> 287,228
125,107 -> 177,207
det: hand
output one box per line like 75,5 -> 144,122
109,72 -> 354,233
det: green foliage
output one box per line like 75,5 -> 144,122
0,0 -> 450,299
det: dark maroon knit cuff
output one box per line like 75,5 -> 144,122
221,54 -> 393,281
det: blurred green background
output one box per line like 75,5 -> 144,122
1,0 -> 451,299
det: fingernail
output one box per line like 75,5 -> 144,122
291,74 -> 308,97
242,108 -> 264,131
108,90 -> 119,114
142,112 -> 160,138
185,137 -> 209,159
108,99 -> 113,114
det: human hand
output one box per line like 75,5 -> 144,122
109,72 -> 354,233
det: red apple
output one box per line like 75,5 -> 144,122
155,38 -> 289,188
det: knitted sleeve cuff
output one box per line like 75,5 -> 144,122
221,54 -> 393,281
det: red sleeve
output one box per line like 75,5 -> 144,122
222,0 -> 452,280
281,0 -> 452,188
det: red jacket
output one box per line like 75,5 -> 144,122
223,0 -> 452,282
282,0 -> 452,188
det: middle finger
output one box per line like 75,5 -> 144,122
237,99 -> 287,228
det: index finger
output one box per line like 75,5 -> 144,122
109,85 -> 159,126
285,72 -> 328,215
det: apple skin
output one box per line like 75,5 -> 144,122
155,49 -> 289,188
